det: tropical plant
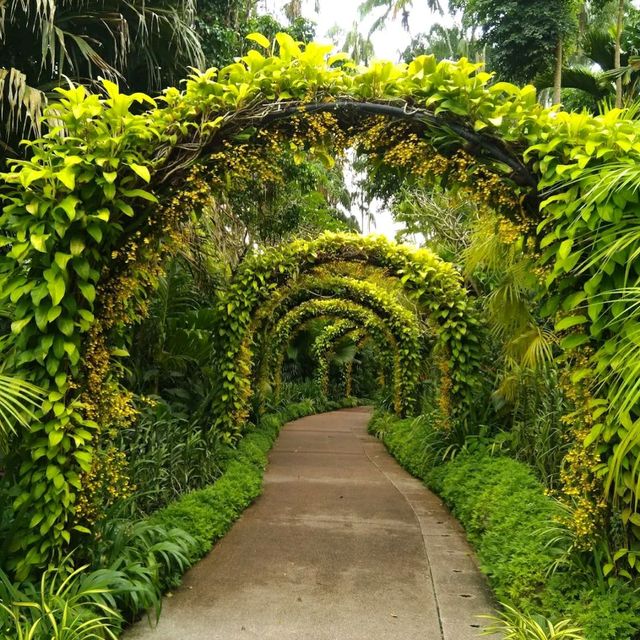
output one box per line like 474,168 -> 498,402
0,373 -> 44,448
481,604 -> 585,639
358,0 -> 441,34
451,0 -> 578,93
0,0 -> 204,161
535,11 -> 640,111
328,23 -> 375,65
85,517 -> 196,619
0,563 -> 123,640
116,402 -> 225,514
401,23 -> 481,63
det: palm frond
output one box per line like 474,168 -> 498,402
0,373 -> 45,446
583,28 -> 615,71
0,67 -> 45,140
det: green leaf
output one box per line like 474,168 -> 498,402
47,306 -> 62,322
56,167 -> 76,190
555,315 -> 588,331
560,333 -> 590,350
11,315 -> 32,333
246,32 -> 271,49
130,163 -> 151,182
57,316 -> 74,336
78,282 -> 95,304
54,252 -> 72,270
57,195 -> 80,221
48,431 -> 63,447
70,237 -> 85,256
47,276 -> 66,306
30,233 -> 50,253
87,225 -> 103,243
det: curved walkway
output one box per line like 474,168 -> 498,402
126,408 -> 497,640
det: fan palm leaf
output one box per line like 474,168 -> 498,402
0,373 -> 45,445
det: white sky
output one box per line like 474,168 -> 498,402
258,0 -> 452,242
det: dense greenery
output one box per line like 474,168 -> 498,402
214,234 -> 481,436
2,8 -> 640,637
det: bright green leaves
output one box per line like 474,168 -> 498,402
129,163 -> 151,182
44,266 -> 66,306
246,32 -> 271,50
213,233 -> 480,437
58,195 -> 80,222
30,233 -> 50,253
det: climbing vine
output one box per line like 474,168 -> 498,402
311,320 -> 359,396
262,298 -> 405,411
1,30 -> 640,575
214,233 -> 483,439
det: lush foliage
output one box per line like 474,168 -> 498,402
214,233 -> 482,438
1,28 -> 640,610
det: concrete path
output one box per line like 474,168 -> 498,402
125,408 -> 497,640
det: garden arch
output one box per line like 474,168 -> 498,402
262,298 -> 405,412
2,35 -> 638,576
214,233 -> 482,438
310,319 -> 360,397
247,272 -> 425,405
309,323 -> 377,400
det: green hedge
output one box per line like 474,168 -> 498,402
368,411 -> 640,640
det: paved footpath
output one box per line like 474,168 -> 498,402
126,407 -> 498,640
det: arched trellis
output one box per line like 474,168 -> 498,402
263,298 -> 406,413
343,331 -> 372,398
311,319 -> 360,396
249,272 -> 427,403
213,233 -> 483,439
311,324 -> 373,399
2,37 -> 638,575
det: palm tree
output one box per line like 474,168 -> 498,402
359,0 -> 441,34
401,23 -> 481,64
0,0 -> 204,163
536,7 -> 640,111
327,23 -> 375,65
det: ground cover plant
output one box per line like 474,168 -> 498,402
2,2 -> 640,636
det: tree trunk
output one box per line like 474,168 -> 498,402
615,0 -> 625,108
553,38 -> 563,105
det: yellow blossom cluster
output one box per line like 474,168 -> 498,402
288,111 -> 348,154
74,447 -> 133,524
555,350 -> 607,549
76,165 -> 214,522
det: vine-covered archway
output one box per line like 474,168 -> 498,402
263,298 -> 405,411
213,233 -> 481,438
310,319 -> 360,397
2,34 -> 639,576
244,270 -> 427,413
